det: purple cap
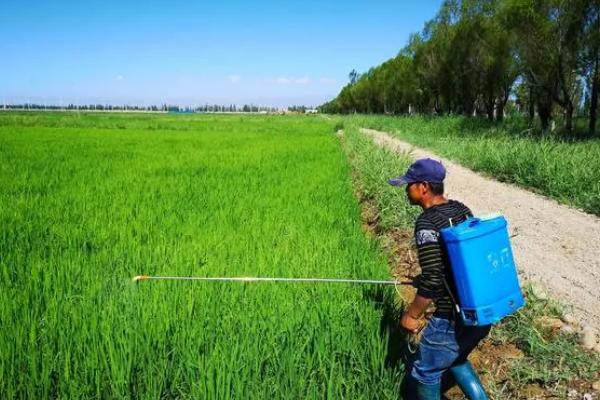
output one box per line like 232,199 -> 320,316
388,158 -> 446,186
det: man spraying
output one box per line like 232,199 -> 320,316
389,158 -> 490,400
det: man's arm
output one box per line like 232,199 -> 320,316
401,219 -> 446,332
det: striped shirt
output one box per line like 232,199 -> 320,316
414,200 -> 473,317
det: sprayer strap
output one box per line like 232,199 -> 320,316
428,206 -> 471,316
442,276 -> 461,314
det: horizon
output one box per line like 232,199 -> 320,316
0,1 -> 443,108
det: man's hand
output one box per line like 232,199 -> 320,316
400,312 -> 423,334
401,294 -> 433,334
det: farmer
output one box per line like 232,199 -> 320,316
389,158 -> 491,400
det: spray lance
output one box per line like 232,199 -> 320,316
132,275 -> 414,286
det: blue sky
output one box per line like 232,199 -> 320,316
0,1 -> 443,107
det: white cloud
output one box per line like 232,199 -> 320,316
274,76 -> 311,85
115,75 -> 125,81
294,76 -> 310,85
319,77 -> 336,84
228,75 -> 241,83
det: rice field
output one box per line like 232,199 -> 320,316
0,112 -> 402,399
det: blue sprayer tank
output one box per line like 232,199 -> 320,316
440,215 -> 525,326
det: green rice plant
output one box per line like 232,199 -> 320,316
338,126 -> 419,231
0,112 -> 404,399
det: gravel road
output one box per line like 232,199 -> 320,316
362,128 -> 600,334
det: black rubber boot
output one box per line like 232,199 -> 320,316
402,374 -> 418,399
440,370 -> 456,399
415,381 -> 441,400
449,361 -> 488,400
402,375 -> 441,400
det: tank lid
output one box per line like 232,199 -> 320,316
441,215 -> 507,242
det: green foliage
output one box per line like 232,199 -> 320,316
3,111 -> 597,398
490,285 -> 600,393
0,112 -> 404,399
351,114 -> 600,215
340,116 -> 600,397
320,55 -> 419,115
323,0 -> 600,135
339,126 -> 419,230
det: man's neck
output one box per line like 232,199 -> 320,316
421,196 -> 448,210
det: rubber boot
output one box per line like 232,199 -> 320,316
449,361 -> 488,400
401,373 -> 418,399
440,370 -> 456,399
415,381 -> 441,400
402,375 -> 440,400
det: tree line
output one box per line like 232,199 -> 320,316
320,0 -> 600,135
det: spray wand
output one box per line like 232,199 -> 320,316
132,275 -> 414,286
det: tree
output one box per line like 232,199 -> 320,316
348,69 -> 360,85
320,0 -> 598,136
582,0 -> 600,135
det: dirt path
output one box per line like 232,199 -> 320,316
362,128 -> 600,334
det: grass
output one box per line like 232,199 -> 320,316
3,111 -> 597,399
0,112 -> 403,399
338,121 -> 600,399
334,124 -> 419,232
344,115 -> 600,216
488,286 -> 600,396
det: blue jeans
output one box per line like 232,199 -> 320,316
407,316 -> 491,385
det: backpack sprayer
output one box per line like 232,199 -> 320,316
438,214 -> 525,325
